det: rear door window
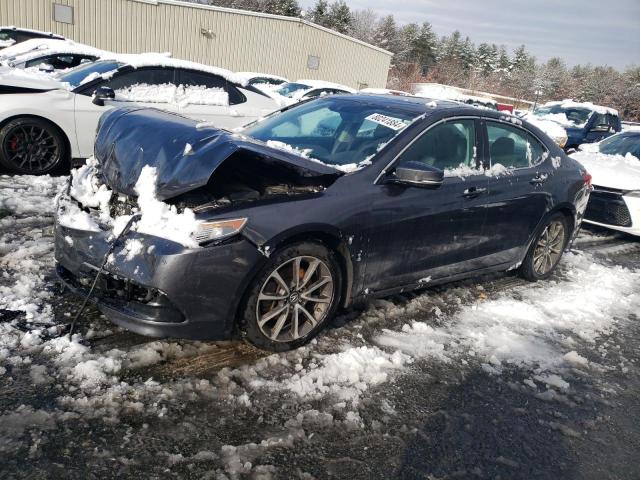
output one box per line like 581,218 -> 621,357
486,121 -> 546,169
177,69 -> 245,105
105,68 -> 177,91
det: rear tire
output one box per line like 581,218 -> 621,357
520,213 -> 569,281
0,117 -> 68,175
240,242 -> 342,352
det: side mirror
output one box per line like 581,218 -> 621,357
38,63 -> 54,73
92,86 -> 115,106
390,161 -> 444,187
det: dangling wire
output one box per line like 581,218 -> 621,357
67,214 -> 141,339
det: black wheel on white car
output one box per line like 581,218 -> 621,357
520,213 -> 569,281
240,242 -> 341,352
0,117 -> 67,174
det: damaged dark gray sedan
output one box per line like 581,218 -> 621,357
54,95 -> 591,351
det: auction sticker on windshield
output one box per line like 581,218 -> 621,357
366,113 -> 408,131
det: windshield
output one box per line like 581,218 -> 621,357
276,82 -> 311,98
533,105 -> 592,127
243,97 -> 424,168
57,60 -> 123,88
599,133 -> 640,158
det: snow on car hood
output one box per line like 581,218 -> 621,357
571,150 -> 640,191
94,107 -> 342,201
0,65 -> 65,90
522,114 -> 567,144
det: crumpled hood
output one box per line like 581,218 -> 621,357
571,150 -> 640,191
0,66 -> 65,90
94,107 -> 342,200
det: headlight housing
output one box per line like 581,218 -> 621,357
193,218 -> 247,245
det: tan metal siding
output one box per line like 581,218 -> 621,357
0,0 -> 391,88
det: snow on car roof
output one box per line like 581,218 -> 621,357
359,87 -> 412,96
0,25 -> 64,38
542,99 -> 619,116
295,79 -> 356,92
0,38 -> 108,64
236,71 -> 289,83
97,52 -> 247,86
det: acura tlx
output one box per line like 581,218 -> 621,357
55,95 -> 591,351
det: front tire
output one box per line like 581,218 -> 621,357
240,242 -> 342,352
520,213 -> 569,281
0,117 -> 68,175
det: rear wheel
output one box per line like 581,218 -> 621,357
241,242 -> 341,351
0,118 -> 68,174
520,213 -> 569,281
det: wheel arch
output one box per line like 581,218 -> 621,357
266,225 -> 355,309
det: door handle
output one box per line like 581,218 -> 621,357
462,187 -> 487,197
530,173 -> 549,185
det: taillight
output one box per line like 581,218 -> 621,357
583,172 -> 592,187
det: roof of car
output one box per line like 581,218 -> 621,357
335,93 -> 465,111
0,38 -> 107,64
0,26 -> 64,39
85,53 -> 247,86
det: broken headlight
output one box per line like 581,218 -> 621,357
193,218 -> 247,245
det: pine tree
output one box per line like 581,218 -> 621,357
265,0 -> 300,16
309,0 -> 330,26
327,1 -> 352,35
350,8 -> 377,43
372,15 -> 399,53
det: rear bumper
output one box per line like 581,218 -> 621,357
54,221 -> 266,340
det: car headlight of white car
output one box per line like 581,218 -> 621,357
193,218 -> 247,244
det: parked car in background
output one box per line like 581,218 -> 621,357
571,132 -> 640,236
55,95 -> 590,351
530,100 -> 621,150
236,71 -> 288,89
0,38 -> 106,71
274,79 -> 355,103
0,53 -> 279,174
0,26 -> 64,49
359,87 -> 412,96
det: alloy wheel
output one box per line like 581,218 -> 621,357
256,256 -> 334,343
2,124 -> 61,173
532,220 -> 565,275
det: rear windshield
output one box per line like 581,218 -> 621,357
58,60 -> 123,88
244,96 -> 424,168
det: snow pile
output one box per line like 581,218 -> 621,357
376,251 -> 640,380
268,346 -> 409,403
265,140 -> 312,158
115,83 -> 229,107
63,159 -> 200,247
128,165 -> 199,247
524,114 -> 568,145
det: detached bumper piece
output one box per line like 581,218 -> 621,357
585,187 -> 632,228
56,264 -> 185,324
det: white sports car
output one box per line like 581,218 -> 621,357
0,53 -> 280,174
0,38 -> 106,71
571,131 -> 640,236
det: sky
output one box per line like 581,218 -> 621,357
300,0 -> 640,69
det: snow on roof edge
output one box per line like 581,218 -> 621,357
130,0 -> 393,57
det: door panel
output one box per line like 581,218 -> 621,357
363,118 -> 491,292
480,120 -> 552,265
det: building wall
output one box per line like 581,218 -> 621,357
0,0 -> 392,88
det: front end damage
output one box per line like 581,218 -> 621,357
55,107 -> 342,339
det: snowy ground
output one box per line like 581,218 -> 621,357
1,174 -> 639,480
